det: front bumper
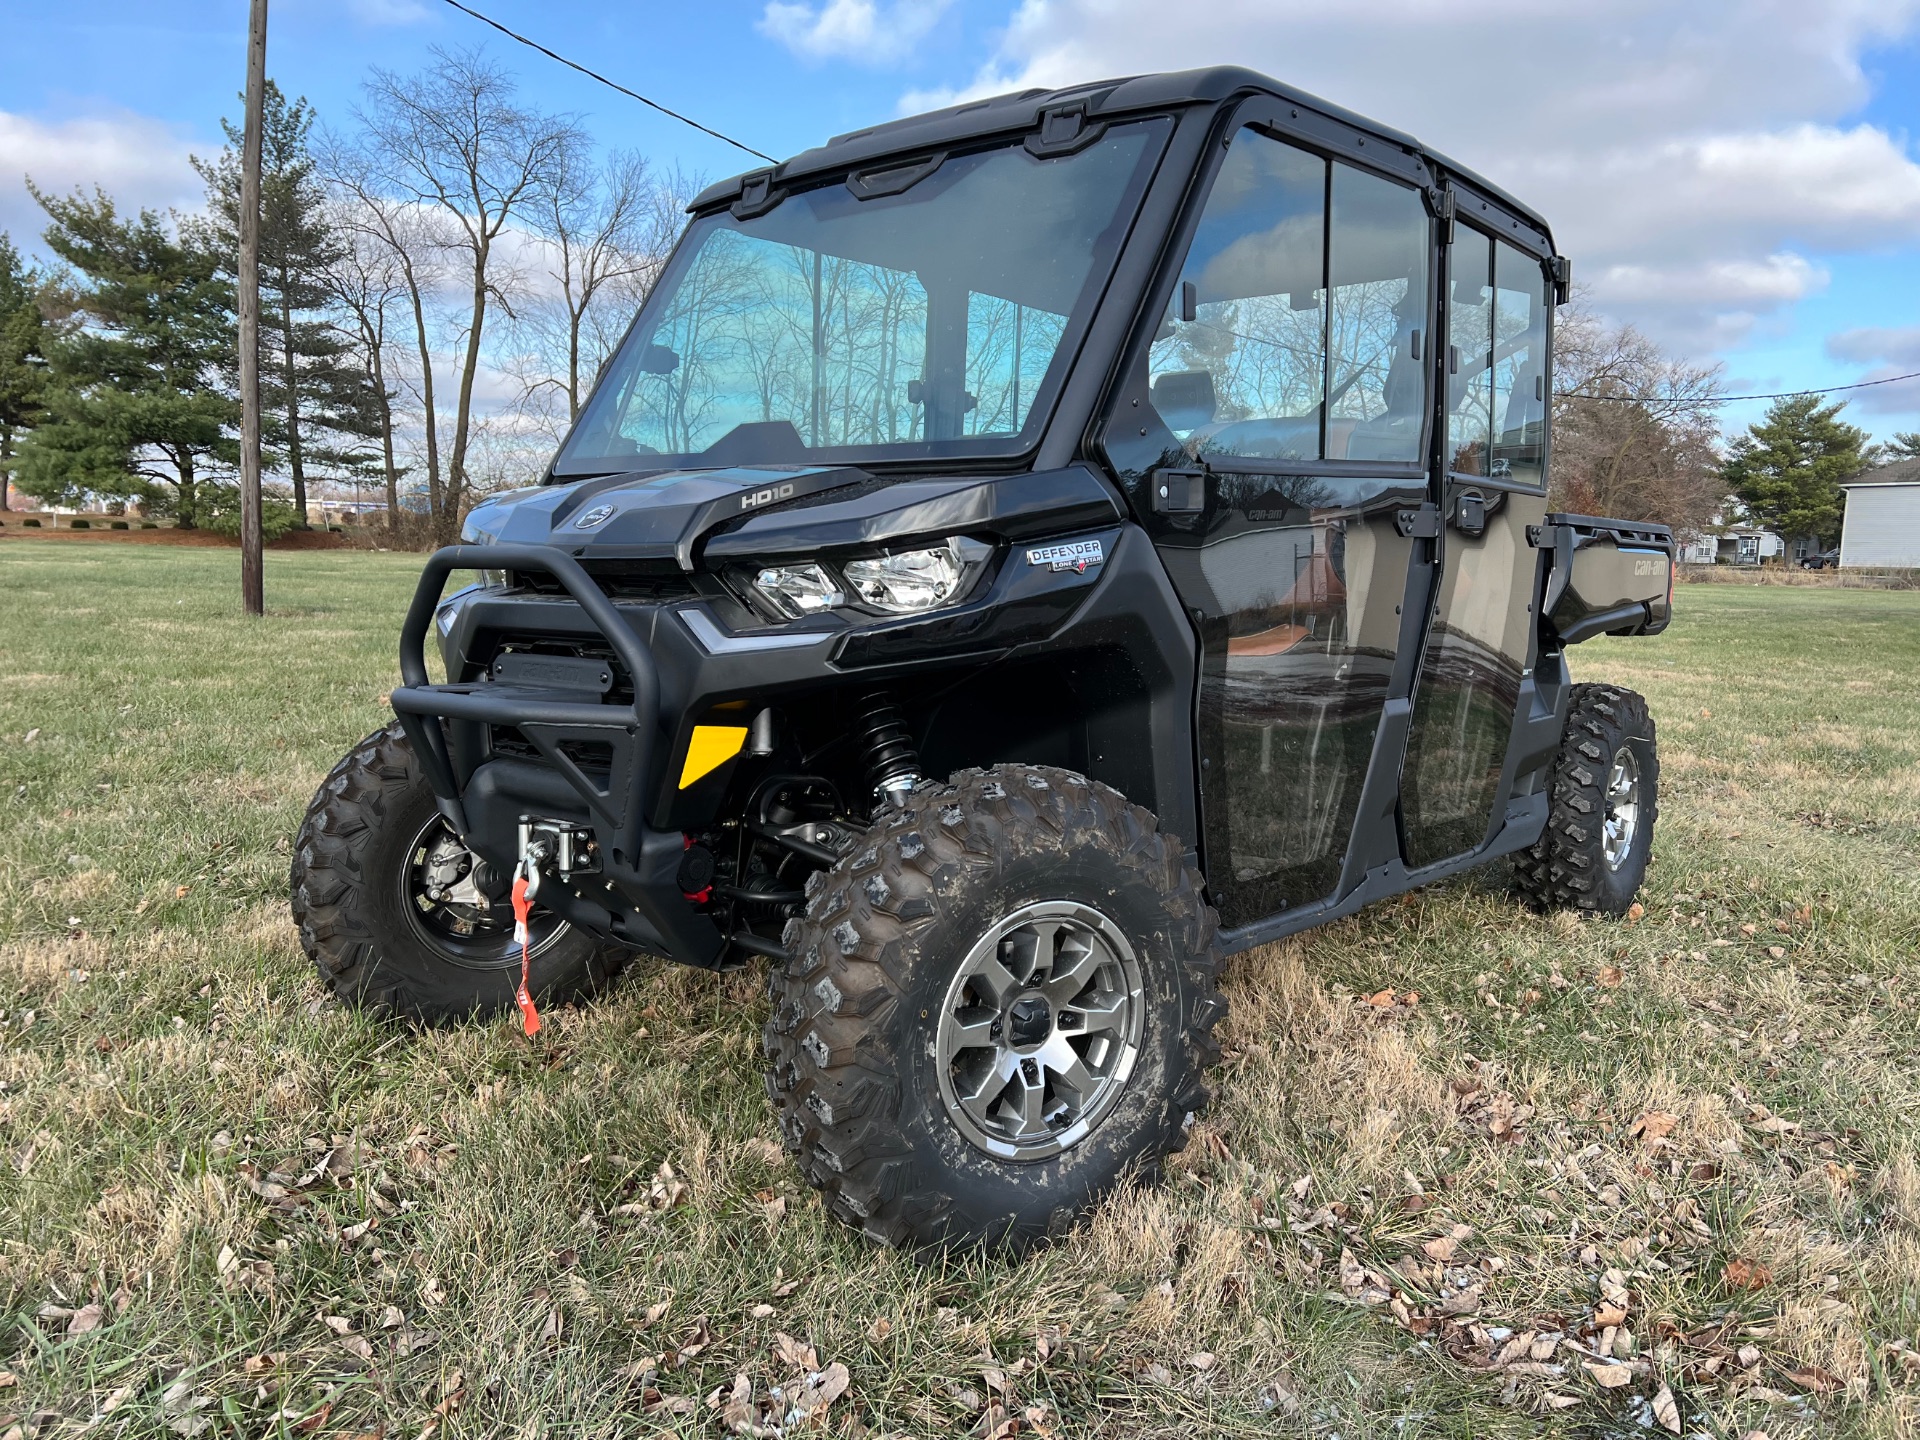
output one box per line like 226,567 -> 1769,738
391,544 -> 729,966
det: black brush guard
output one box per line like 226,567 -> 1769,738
389,544 -> 724,966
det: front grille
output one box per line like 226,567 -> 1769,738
509,560 -> 697,602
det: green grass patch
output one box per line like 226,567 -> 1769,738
3,549 -> 1919,1436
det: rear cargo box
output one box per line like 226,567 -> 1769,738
1534,513 -> 1674,647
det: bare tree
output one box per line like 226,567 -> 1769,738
503,157 -> 691,442
322,141 -> 449,531
1551,296 -> 1728,536
354,48 -> 581,543
323,224 -> 409,535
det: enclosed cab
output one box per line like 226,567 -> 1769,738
293,68 -> 1671,1253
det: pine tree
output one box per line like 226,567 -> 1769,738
194,80 -> 379,526
1722,394 -> 1871,547
13,188 -> 235,525
0,233 -> 49,511
1886,431 -> 1920,462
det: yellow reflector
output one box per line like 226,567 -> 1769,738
678,725 -> 749,789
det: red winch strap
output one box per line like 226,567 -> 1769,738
509,873 -> 542,1037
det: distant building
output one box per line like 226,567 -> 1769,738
1840,460 -> 1920,569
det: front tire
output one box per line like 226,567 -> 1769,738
1513,683 -> 1659,915
290,722 -> 628,1024
763,765 -> 1224,1254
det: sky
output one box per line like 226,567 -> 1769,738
2,0 -> 1918,447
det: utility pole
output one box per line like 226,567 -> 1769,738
237,0 -> 268,616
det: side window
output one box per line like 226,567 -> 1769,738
1447,230 -> 1549,487
1150,128 -> 1325,462
1147,126 -> 1431,465
1328,166 -> 1430,463
1492,242 -> 1548,489
1445,227 -> 1494,476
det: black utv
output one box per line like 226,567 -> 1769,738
293,67 -> 1674,1253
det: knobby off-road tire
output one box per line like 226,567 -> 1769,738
763,764 -> 1225,1255
290,721 -> 628,1025
1513,683 -> 1659,915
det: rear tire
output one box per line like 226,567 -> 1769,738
1513,683 -> 1658,915
290,722 -> 629,1025
763,764 -> 1224,1255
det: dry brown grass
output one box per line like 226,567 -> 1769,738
4,548 -> 1920,1437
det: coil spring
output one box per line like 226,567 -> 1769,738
854,693 -> 921,800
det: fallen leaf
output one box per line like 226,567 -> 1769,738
867,1317 -> 893,1343
338,1334 -> 375,1362
1630,1110 -> 1679,1141
1789,1365 -> 1843,1393
1724,1258 -> 1772,1291
320,1315 -> 353,1335
1652,1384 -> 1681,1433
1627,902 -> 1645,922
1187,1352 -> 1217,1371
1586,1361 -> 1635,1388
66,1302 -> 104,1335
1597,965 -> 1625,988
749,1303 -> 776,1319
773,1330 -> 817,1372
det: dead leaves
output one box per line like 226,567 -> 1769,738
704,1329 -> 851,1437
1723,1257 -> 1772,1291
609,1161 -> 689,1217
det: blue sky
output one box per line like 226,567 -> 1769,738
4,0 -> 1918,446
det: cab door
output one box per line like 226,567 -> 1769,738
1098,111 -> 1437,930
1399,211 -> 1554,870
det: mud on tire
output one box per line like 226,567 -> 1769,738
763,764 -> 1225,1254
290,721 -> 628,1025
1513,682 -> 1659,915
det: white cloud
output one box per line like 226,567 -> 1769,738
916,0 -> 1920,353
1826,327 -> 1920,414
0,109 -> 204,252
761,0 -> 954,64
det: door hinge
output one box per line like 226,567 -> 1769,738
1395,504 -> 1441,539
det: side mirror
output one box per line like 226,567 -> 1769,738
637,343 -> 680,375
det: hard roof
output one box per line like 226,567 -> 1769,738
690,66 -> 1555,244
1841,458 -> 1920,488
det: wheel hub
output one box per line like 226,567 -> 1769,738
934,900 -> 1145,1162
402,815 -> 567,969
1007,993 -> 1053,1046
1602,744 -> 1642,871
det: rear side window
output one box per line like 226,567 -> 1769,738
1447,229 -> 1549,488
1146,125 -> 1431,466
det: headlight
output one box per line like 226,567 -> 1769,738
753,562 -> 844,618
842,544 -> 965,614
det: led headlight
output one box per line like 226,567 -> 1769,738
753,562 -> 845,618
842,543 -> 966,614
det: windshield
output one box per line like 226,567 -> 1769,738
555,119 -> 1169,475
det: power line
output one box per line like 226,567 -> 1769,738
439,0 -> 777,164
1557,368 -> 1920,407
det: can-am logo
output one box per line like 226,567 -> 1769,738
1026,538 -> 1105,573
740,482 -> 797,511
572,504 -> 616,530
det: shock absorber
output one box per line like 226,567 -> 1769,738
854,692 -> 923,808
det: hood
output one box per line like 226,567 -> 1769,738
459,466 -> 866,570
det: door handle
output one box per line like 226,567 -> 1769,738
1152,467 -> 1207,514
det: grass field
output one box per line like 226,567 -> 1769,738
3,545 -> 1919,1439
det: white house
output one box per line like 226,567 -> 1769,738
1840,459 -> 1920,569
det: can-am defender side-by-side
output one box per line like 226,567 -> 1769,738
292,68 -> 1674,1253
